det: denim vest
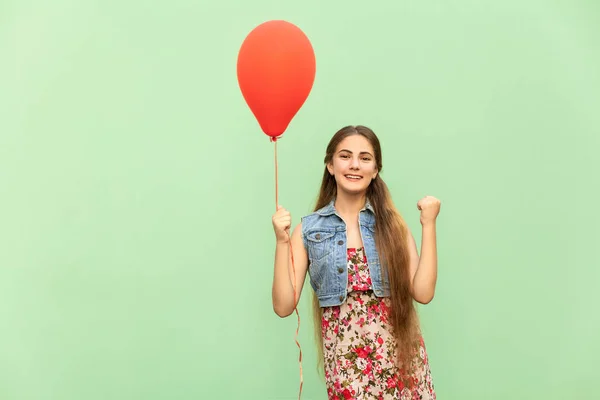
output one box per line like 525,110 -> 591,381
301,198 -> 390,307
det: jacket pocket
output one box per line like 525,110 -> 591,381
305,230 -> 335,263
305,230 -> 335,289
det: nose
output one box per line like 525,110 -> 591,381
350,156 -> 360,170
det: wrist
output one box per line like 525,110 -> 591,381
420,220 -> 437,229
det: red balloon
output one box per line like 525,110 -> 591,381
237,20 -> 316,140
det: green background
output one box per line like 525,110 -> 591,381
1,0 -> 599,399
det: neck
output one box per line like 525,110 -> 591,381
334,192 -> 367,216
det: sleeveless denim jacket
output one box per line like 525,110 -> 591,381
301,198 -> 390,307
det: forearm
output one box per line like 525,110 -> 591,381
272,241 -> 296,317
412,222 -> 438,303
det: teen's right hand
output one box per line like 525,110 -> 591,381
272,205 -> 291,243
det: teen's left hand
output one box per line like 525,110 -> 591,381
417,196 -> 441,225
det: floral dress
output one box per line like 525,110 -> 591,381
321,247 -> 436,400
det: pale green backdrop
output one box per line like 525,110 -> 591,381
1,1 -> 599,399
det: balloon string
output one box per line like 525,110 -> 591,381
273,138 -> 303,400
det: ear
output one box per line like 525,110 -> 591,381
372,169 -> 378,180
327,162 -> 334,176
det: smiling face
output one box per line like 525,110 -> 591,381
326,134 -> 379,196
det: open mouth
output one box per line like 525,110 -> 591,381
344,174 -> 363,181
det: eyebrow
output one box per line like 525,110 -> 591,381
338,149 -> 374,157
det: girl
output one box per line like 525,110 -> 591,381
272,125 -> 440,400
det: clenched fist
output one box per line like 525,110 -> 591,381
417,196 -> 441,225
272,205 -> 292,243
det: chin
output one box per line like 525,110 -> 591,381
338,184 -> 369,195
335,174 -> 371,195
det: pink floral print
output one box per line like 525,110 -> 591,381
321,248 -> 436,400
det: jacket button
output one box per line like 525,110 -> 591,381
338,240 -> 344,245
339,295 -> 344,302
315,234 -> 321,240
338,267 -> 344,273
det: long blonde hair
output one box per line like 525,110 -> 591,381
311,125 -> 420,384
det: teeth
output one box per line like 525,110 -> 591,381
346,175 -> 361,179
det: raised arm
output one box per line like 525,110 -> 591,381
271,206 -> 309,317
407,196 -> 441,304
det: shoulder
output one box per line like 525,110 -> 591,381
299,211 -> 320,237
300,206 -> 334,230
299,205 -> 338,244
